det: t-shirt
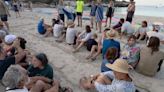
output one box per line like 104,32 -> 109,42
27,64 -> 53,79
121,44 -> 140,65
90,5 -> 97,16
6,87 -> 28,92
0,56 -> 15,79
79,31 -> 92,42
102,39 -> 120,59
76,1 -> 84,13
53,24 -> 64,38
136,46 -> 164,77
121,21 -> 134,34
95,71 -> 136,92
137,27 -> 148,34
37,20 -> 45,34
66,28 -> 77,44
147,31 -> 164,41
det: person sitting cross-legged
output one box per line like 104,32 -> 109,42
73,25 -> 92,53
80,59 -> 136,92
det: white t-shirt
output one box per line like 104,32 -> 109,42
137,27 -> 148,34
53,24 -> 64,38
121,21 -> 135,34
79,31 -> 92,42
147,31 -> 164,41
94,71 -> 136,92
6,87 -> 28,92
66,28 -> 77,44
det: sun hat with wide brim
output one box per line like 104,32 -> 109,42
105,29 -> 117,39
67,20 -> 75,27
106,59 -> 129,74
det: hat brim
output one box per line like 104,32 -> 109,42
106,64 -> 129,74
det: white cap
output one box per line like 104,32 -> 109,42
5,34 -> 17,44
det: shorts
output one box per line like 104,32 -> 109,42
86,39 -> 98,51
1,15 -> 8,21
76,12 -> 82,16
14,5 -> 19,12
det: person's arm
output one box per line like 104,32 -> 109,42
30,76 -> 52,84
12,39 -> 26,64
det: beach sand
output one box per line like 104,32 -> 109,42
0,8 -> 164,92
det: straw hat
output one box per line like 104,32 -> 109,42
106,59 -> 129,74
105,30 -> 117,39
67,20 -> 75,27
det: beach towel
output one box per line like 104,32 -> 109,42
96,5 -> 103,22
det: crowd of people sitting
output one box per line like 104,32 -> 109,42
35,0 -> 164,91
0,0 -> 164,92
0,20 -> 73,91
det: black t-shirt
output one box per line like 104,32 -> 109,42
0,56 -> 15,79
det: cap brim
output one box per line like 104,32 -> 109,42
106,64 -> 128,74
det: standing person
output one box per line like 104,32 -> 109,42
126,0 -> 135,23
63,2 -> 76,21
105,0 -> 114,27
28,1 -> 32,11
58,0 -> 65,24
0,0 -> 10,30
76,0 -> 84,27
95,0 -> 103,33
13,0 -> 20,18
90,1 -> 97,28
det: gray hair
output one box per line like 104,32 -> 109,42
2,65 -> 26,89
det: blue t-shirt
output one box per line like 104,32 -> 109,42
101,59 -> 114,72
102,39 -> 120,59
37,20 -> 45,34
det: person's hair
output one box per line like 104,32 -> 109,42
35,53 -> 48,66
142,21 -> 148,27
2,65 -> 26,89
120,18 -> 125,23
85,25 -> 91,33
79,77 -> 90,90
18,37 -> 27,49
52,19 -> 60,26
106,47 -> 118,61
130,0 -> 134,2
128,35 -> 137,42
147,36 -> 160,54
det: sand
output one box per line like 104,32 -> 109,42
0,8 -> 164,92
